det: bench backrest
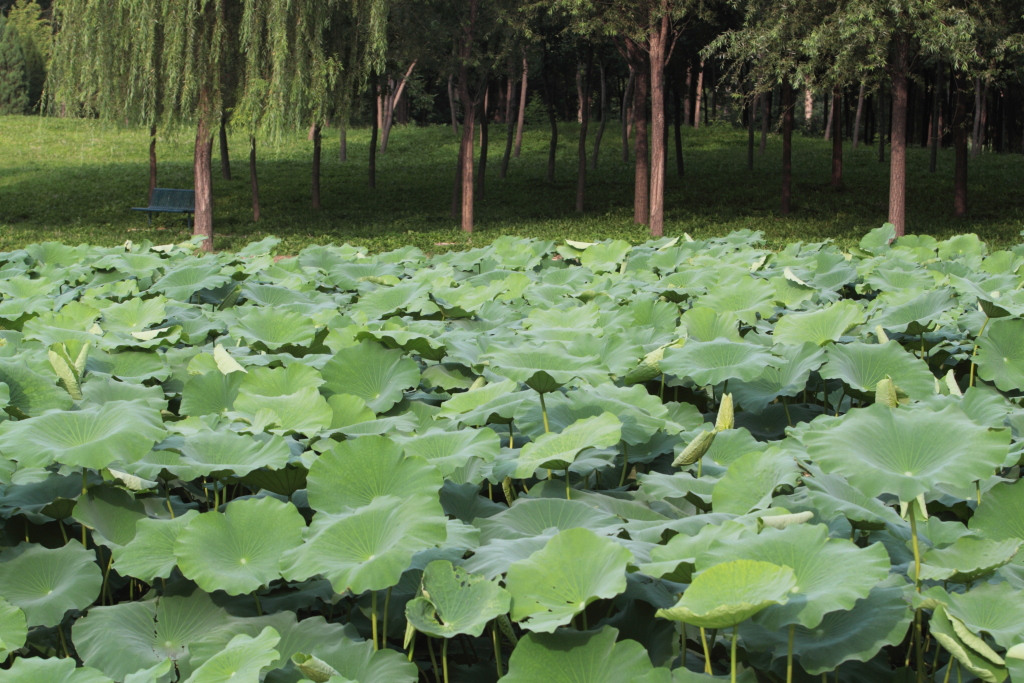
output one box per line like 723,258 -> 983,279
151,188 -> 195,211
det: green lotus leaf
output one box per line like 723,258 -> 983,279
700,522 -> 892,630
482,344 -> 607,393
81,376 -> 166,410
574,239 -> 631,273
945,582 -> 1024,649
394,427 -> 500,478
711,447 -> 800,515
801,466 -> 904,530
819,341 -> 936,400
281,495 -> 447,595
152,260 -> 232,301
111,510 -> 200,582
21,301 -> 102,346
657,559 -> 797,629
976,318 -> 1024,393
320,340 -> 420,413
86,349 -> 170,382
307,435 -> 444,514
681,306 -> 742,342
352,281 -> 433,320
920,537 -> 1022,583
801,402 -> 1010,502
72,486 -> 148,549
3,658 -> 113,682
970,481 -> 1024,541
501,625 -> 669,683
565,383 -> 680,444
871,288 -> 955,333
405,560 -> 511,638
0,358 -> 74,416
1007,644 -> 1024,683
773,300 -> 864,346
660,338 -> 774,387
356,327 -> 447,361
225,307 -> 318,351
233,364 -> 333,434
476,497 -> 623,542
181,626 -> 280,683
514,413 -> 621,477
437,379 -> 531,426
100,297 -> 167,333
0,597 -> 27,659
175,496 -> 306,595
73,591 -> 241,679
698,273 -> 775,324
287,634 -> 418,683
729,343 -> 826,413
930,607 -> 1008,683
737,577 -> 913,675
180,371 -> 243,416
505,527 -> 632,633
0,400 -> 165,470
0,540 -> 101,626
146,429 -> 291,480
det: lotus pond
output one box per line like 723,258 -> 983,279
0,227 -> 1023,682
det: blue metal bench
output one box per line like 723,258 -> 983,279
131,188 -> 195,228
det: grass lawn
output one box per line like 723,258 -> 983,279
1,113 -> 1023,253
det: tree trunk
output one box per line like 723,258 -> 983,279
781,81 -> 793,215
853,82 -> 866,149
457,0 -> 478,233
501,74 -> 516,179
824,95 -> 834,140
545,74 -> 558,184
929,63 -> 942,173
448,74 -> 460,138
628,40 -> 650,226
621,66 -> 635,163
249,135 -> 260,223
148,124 -> 157,203
478,83 -> 489,198
972,77 -> 988,158
339,120 -> 348,162
369,92 -> 379,189
514,53 -> 527,158
831,87 -> 843,189
380,61 -> 417,154
576,57 -> 591,212
193,116 -> 214,252
888,37 -> 910,237
219,115 -> 231,180
592,62 -> 607,170
760,89 -> 770,153
673,69 -> 684,177
693,60 -> 704,129
312,123 -> 322,208
804,87 -> 814,132
648,10 -> 669,237
952,72 -> 969,217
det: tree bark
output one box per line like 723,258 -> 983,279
379,61 -> 416,154
952,72 -> 969,217
888,36 -> 910,237
853,82 -> 866,149
592,61 -> 607,170
628,41 -> 650,226
219,115 -> 231,180
457,0 -> 478,232
576,57 -> 590,212
312,123 -> 322,208
193,116 -> 214,252
804,87 -> 814,132
148,124 -> 157,203
448,74 -> 460,138
972,77 -> 988,158
648,8 -> 670,237
929,63 -> 942,173
824,95 -> 834,140
501,74 -> 516,179
831,87 -> 843,189
781,81 -> 793,215
621,66 -> 635,163
693,60 -> 704,129
514,53 -> 527,157
249,135 -> 260,222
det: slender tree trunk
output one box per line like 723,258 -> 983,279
693,60 -> 704,129
219,115 -> 231,180
339,120 -> 348,162
889,37 -> 910,236
448,74 -> 460,138
648,10 -> 670,237
457,0 -> 478,232
312,123 -> 322,208
478,84 -> 489,198
148,124 -> 157,203
781,81 -> 793,215
929,63 -> 942,172
952,72 -> 969,217
452,135 -> 465,219
853,82 -> 866,149
824,95 -> 834,140
592,62 -> 607,170
501,74 -> 516,179
380,61 -> 417,153
193,115 -> 214,252
760,89 -> 770,153
972,77 -> 988,157
804,87 -> 814,132
545,73 -> 558,184
576,57 -> 591,212
628,40 -> 650,225
514,53 -> 527,158
683,65 -> 693,125
249,135 -> 260,222
831,87 -> 843,189
621,66 -> 636,163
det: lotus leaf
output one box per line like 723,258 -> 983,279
405,560 -> 511,638
930,607 -> 1008,683
180,370 -> 243,415
482,344 -> 607,393
3,658 -> 113,682
306,435 -> 443,514
181,626 -> 280,683
920,537 -> 1022,583
680,306 -> 742,342
152,261 -> 232,301
773,300 -> 864,346
505,527 -> 632,632
660,338 -> 774,387
281,495 -> 447,595
819,340 -> 936,399
514,412 -> 621,477
0,597 -> 27,659
284,634 -> 418,682
0,358 -> 74,416
711,447 -> 800,515
225,307 -> 318,350
233,364 -> 333,433
970,481 -> 1024,541
729,343 -> 825,413
72,486 -> 148,548
871,288 -> 955,333
320,340 -> 420,413
501,626 -> 670,683
100,297 -> 167,333
476,497 -> 622,542
0,540 -> 101,626
656,559 -> 797,629
175,496 -> 306,595
976,318 -> 1024,393
944,582 -> 1024,649
697,273 -> 775,324
111,510 -> 200,582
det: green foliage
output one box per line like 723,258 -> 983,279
4,1 -> 49,110
0,14 -> 29,114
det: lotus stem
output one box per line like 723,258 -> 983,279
908,504 -> 922,590
660,373 -> 665,401
382,586 -> 392,648
427,636 -> 440,683
782,397 -> 793,427
969,317 -> 990,388
700,626 -> 712,674
442,638 -> 450,683
371,591 -> 379,651
680,622 -> 686,670
253,593 -> 263,616
618,442 -> 630,487
509,423 -> 514,449
492,622 -> 503,678
565,470 -> 572,500
787,624 -> 794,683
976,481 -> 981,506
730,626 -> 738,683
956,659 -> 962,683
101,553 -> 114,605
538,392 -> 550,434
57,623 -> 70,658
940,649 -> 953,683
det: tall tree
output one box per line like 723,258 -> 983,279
0,13 -> 28,114
5,0 -> 49,111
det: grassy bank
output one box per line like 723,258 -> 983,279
1,114 -> 1022,253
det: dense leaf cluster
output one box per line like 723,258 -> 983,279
0,228 -> 1023,681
